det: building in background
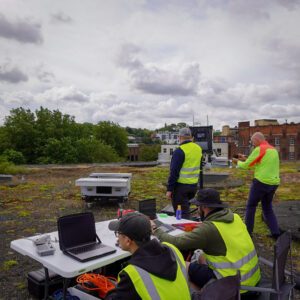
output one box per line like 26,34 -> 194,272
153,131 -> 179,144
213,119 -> 299,161
156,120 -> 299,162
127,143 -> 139,161
237,120 -> 299,160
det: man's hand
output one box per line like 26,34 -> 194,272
238,153 -> 247,161
166,191 -> 172,200
232,158 -> 238,164
150,220 -> 158,234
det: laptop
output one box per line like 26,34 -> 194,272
138,198 -> 157,220
57,212 -> 116,262
138,199 -> 175,232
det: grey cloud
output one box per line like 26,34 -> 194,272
37,70 -> 55,83
261,104 -> 300,119
60,93 -> 89,103
117,44 -> 143,70
226,0 -> 270,20
266,38 -> 300,75
39,86 -> 90,104
0,64 -> 28,83
35,64 -> 55,83
51,12 -> 73,24
276,0 -> 300,10
118,44 -> 200,96
0,13 -> 43,44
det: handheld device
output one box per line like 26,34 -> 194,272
33,234 -> 55,256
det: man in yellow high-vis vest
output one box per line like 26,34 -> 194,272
152,189 -> 261,295
106,212 -> 191,300
166,127 -> 202,219
233,132 -> 281,239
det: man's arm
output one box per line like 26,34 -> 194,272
153,223 -> 209,251
237,147 -> 260,170
153,223 -> 226,256
167,148 -> 184,193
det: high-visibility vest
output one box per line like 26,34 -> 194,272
249,141 -> 274,167
121,242 -> 191,300
177,142 -> 202,184
204,214 -> 261,293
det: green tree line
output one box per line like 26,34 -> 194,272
0,107 -> 163,165
0,107 -> 129,164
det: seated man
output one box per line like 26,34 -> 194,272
151,188 -> 261,295
106,212 -> 191,300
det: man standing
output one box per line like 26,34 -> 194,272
167,127 -> 202,219
233,132 -> 281,238
152,188 -> 260,293
106,212 -> 191,300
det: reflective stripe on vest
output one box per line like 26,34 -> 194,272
122,242 -> 190,300
177,142 -> 202,184
205,214 -> 260,292
249,141 -> 274,167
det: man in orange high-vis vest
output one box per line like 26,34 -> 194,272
233,132 -> 281,239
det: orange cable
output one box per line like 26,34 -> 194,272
76,273 -> 117,298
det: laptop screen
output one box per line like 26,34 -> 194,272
138,198 -> 156,220
58,212 -> 97,250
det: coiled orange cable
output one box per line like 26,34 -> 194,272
76,273 -> 117,298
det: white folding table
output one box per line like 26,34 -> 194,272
10,216 -> 196,299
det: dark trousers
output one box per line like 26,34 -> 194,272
172,184 -> 197,219
245,179 -> 280,236
188,262 -> 216,288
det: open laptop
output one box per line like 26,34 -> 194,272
138,198 -> 157,220
57,212 -> 116,262
138,198 -> 175,233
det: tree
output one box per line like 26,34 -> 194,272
4,107 -> 38,163
94,121 -> 128,157
40,137 -> 78,164
2,149 -> 25,165
0,127 -> 10,154
139,144 -> 161,161
76,138 -> 120,163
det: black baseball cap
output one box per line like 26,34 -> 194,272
108,212 -> 151,242
190,188 -> 228,208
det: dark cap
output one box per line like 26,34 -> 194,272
108,212 -> 151,242
179,127 -> 192,137
190,188 -> 228,208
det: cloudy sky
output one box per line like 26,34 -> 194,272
0,0 -> 300,130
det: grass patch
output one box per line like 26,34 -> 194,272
2,260 -> 18,271
18,210 -> 31,217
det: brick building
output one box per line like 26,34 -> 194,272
213,120 -> 300,161
237,121 -> 300,160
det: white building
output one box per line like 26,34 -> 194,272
157,142 -> 229,165
154,131 -> 179,144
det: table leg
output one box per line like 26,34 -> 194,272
62,278 -> 71,300
43,267 -> 50,300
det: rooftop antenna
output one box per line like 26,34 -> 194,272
207,115 -> 209,126
193,114 -> 195,126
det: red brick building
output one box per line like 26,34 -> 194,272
213,120 -> 300,161
237,121 -> 300,160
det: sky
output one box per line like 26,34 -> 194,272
0,0 -> 300,130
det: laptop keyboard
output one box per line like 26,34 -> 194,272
70,243 -> 105,254
153,220 -> 175,232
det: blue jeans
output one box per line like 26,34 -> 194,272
245,179 -> 280,236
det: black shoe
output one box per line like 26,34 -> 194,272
267,229 -> 285,240
267,233 -> 280,240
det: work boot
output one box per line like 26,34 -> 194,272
267,228 -> 285,240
